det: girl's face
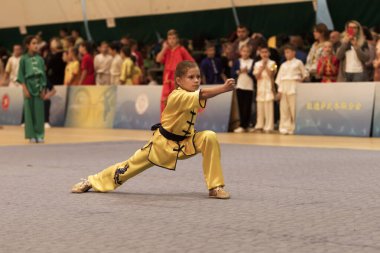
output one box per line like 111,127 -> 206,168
176,67 -> 201,92
323,42 -> 333,55
259,48 -> 270,59
28,38 -> 39,53
240,47 -> 251,59
313,30 -> 321,40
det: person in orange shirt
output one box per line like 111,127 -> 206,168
156,29 -> 194,113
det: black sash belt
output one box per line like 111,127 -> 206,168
151,123 -> 186,142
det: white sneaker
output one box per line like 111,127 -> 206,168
44,123 -> 51,129
21,123 -> 25,128
233,127 -> 246,133
279,128 -> 288,135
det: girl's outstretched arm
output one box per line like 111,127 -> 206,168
200,78 -> 235,99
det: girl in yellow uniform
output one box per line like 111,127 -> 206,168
71,61 -> 235,199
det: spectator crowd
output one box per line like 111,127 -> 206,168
0,20 -> 379,134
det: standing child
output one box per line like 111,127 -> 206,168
0,44 -> 23,87
109,42 -> 123,85
63,47 -> 80,85
78,42 -> 95,85
200,43 -> 225,84
94,41 -> 113,85
253,46 -> 277,132
316,41 -> 340,83
17,36 -> 47,143
71,61 -> 235,199
156,29 -> 194,113
275,44 -> 308,135
119,46 -> 134,85
231,44 -> 255,133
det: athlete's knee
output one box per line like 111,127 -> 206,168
203,130 -> 218,143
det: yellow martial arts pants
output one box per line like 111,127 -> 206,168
88,131 -> 225,191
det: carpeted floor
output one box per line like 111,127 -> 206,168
1,141 -> 380,253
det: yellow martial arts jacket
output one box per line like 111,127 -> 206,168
142,87 -> 206,170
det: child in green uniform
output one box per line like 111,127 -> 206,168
17,35 -> 47,143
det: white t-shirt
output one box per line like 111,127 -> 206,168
254,59 -> 276,101
345,46 -> 363,73
236,58 -> 254,91
5,56 -> 21,87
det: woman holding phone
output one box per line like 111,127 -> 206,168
336,20 -> 370,82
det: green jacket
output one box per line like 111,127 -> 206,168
17,53 -> 47,96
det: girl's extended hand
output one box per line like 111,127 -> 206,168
223,78 -> 236,91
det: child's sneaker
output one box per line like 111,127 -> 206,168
209,186 -> 230,199
233,127 -> 245,133
71,179 -> 92,193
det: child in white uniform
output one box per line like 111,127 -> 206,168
275,44 -> 308,134
253,46 -> 277,132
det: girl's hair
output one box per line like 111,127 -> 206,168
314,23 -> 329,41
343,20 -> 366,47
110,41 -> 121,52
50,37 -> 63,51
80,41 -> 94,54
239,44 -> 252,52
121,46 -> 131,57
167,29 -> 178,37
24,35 -> 36,47
174,61 -> 198,86
68,46 -> 79,58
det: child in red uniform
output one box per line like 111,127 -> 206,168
156,29 -> 194,113
78,42 -> 95,85
317,41 -> 339,83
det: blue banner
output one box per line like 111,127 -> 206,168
196,85 -> 233,132
296,83 -> 375,137
0,87 -> 23,125
371,83 -> 380,137
114,86 -> 161,130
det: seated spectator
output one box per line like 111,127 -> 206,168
200,43 -> 225,84
336,20 -> 370,82
317,41 -> 339,83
